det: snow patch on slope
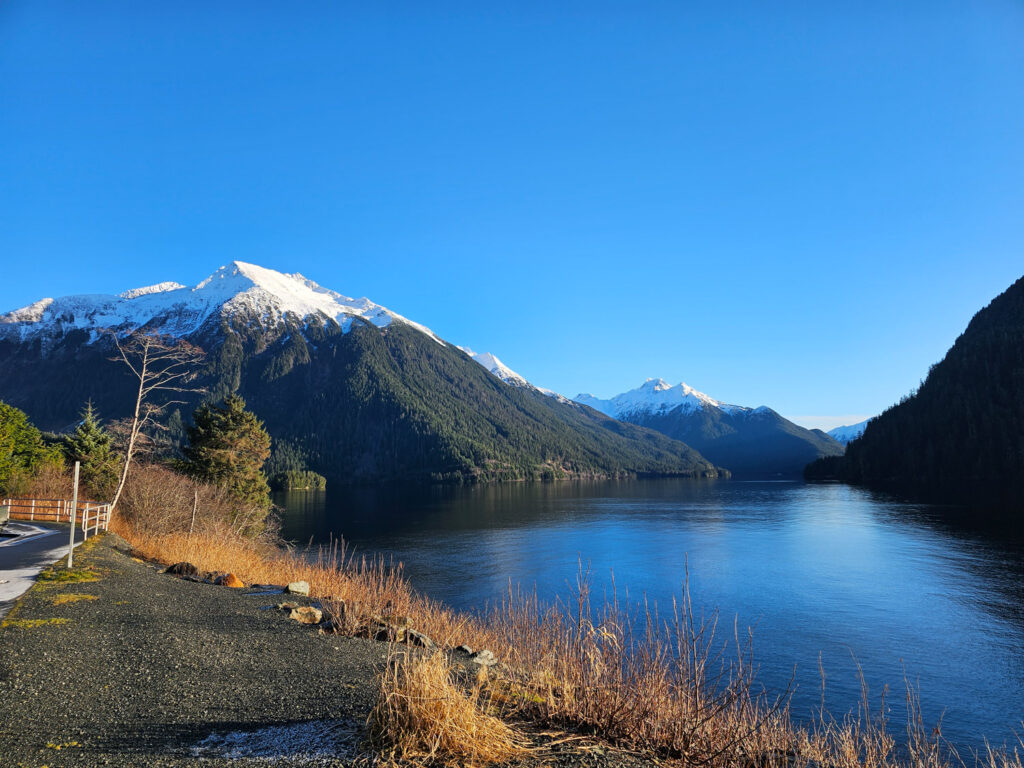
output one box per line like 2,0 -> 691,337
458,347 -> 529,386
827,419 -> 869,444
120,282 -> 186,299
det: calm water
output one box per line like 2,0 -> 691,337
276,480 -> 1024,752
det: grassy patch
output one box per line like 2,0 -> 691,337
50,593 -> 98,606
2,618 -> 71,629
36,567 -> 99,586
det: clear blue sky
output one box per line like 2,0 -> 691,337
1,1 -> 1021,430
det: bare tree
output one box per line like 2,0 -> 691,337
108,333 -> 205,513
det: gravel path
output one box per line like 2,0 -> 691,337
0,534 -> 379,767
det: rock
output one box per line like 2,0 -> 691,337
289,606 -> 323,624
285,581 -> 310,596
406,629 -> 436,650
276,602 -> 301,612
470,649 -> 498,667
213,572 -> 244,588
354,616 -> 406,643
454,644 -> 474,655
164,562 -> 199,577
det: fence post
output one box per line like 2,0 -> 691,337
30,499 -> 35,521
83,503 -> 90,541
67,463 -> 80,569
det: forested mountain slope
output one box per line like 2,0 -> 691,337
807,274 -> 1024,510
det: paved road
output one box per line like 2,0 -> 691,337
0,521 -> 84,618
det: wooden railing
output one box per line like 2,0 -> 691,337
1,497 -> 112,537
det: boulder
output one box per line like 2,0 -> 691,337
164,562 -> 199,577
213,572 -> 245,588
454,644 -> 474,655
285,581 -> 310,596
470,649 -> 498,667
276,602 -> 301,612
289,606 -> 323,624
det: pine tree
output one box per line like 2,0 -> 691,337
181,394 -> 271,509
62,401 -> 119,499
0,401 -> 62,495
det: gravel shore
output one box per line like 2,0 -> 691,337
0,533 -> 660,768
0,534 -> 378,767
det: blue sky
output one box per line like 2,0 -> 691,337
1,1 -> 1021,430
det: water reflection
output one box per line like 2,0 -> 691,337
275,480 -> 1024,752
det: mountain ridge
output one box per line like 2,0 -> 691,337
573,379 -> 843,478
0,262 -> 726,484
807,273 -> 1024,510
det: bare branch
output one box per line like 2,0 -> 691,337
108,331 -> 207,513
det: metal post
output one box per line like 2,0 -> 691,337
67,462 -> 80,569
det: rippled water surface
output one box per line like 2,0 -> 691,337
276,480 -> 1024,751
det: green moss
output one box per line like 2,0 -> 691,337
37,567 -> 99,585
50,593 -> 98,606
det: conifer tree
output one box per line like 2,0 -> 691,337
181,395 -> 271,509
0,401 -> 62,495
62,401 -> 119,499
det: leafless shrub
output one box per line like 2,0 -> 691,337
117,463 -> 271,538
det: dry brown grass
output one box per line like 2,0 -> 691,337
107,467 -> 1021,768
369,650 -> 525,767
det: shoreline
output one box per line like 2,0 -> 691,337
3,526 -> 1021,768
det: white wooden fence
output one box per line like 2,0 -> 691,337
1,497 -> 112,538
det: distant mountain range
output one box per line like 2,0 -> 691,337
807,273 -> 1024,511
0,262 -> 724,484
826,420 -> 869,445
574,379 -> 844,478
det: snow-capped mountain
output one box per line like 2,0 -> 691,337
574,378 -> 843,478
457,348 -> 529,387
0,261 -> 526,387
575,378 -> 752,419
0,262 -> 722,483
827,420 -> 869,445
0,261 -> 443,347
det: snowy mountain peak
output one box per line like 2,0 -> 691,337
574,379 -> 749,419
0,262 -> 444,346
826,419 -> 870,445
458,347 -> 530,386
642,377 -> 673,391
